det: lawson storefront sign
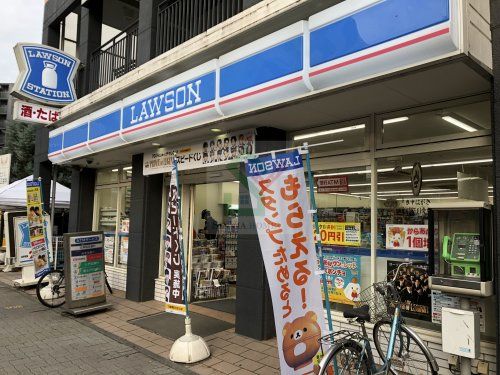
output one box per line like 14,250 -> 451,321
12,43 -> 79,106
48,0 -> 459,164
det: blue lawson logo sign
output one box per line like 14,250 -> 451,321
12,43 -> 80,106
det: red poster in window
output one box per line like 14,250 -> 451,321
315,175 -> 349,193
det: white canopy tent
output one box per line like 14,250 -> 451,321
0,175 -> 70,209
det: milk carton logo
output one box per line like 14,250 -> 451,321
13,43 -> 80,106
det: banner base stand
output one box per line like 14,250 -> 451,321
62,302 -> 112,316
170,317 -> 210,364
13,266 -> 38,287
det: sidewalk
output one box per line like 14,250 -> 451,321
0,271 -> 279,375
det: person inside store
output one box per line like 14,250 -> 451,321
202,209 -> 218,240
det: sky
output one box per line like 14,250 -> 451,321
0,0 -> 44,83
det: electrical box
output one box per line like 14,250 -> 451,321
442,308 -> 480,359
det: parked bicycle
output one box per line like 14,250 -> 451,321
318,262 -> 439,375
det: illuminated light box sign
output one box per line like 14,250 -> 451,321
13,100 -> 61,125
48,0 -> 458,164
13,43 -> 79,106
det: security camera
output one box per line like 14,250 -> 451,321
86,158 -> 94,165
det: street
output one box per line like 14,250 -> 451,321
0,283 -> 188,375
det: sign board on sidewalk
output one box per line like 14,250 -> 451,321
12,43 -> 79,106
143,130 -> 255,175
315,175 -> 349,193
0,154 -> 11,187
13,100 -> 61,124
63,231 -> 112,315
13,215 -> 52,266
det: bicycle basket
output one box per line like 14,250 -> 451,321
355,281 -> 399,322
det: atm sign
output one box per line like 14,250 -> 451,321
315,175 -> 349,193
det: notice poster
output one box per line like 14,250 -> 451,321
69,234 -> 105,301
315,175 -> 349,193
164,160 -> 186,315
143,130 -> 255,175
26,180 -> 49,278
0,154 -> 11,187
246,150 -> 325,374
322,254 -> 361,305
14,215 -> 51,266
431,291 -> 485,332
104,234 -> 115,264
386,224 -> 428,251
319,222 -> 361,246
387,261 -> 431,321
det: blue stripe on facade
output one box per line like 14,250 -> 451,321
310,0 -> 449,68
63,123 -> 88,148
122,72 -> 216,129
89,110 -> 121,140
48,134 -> 63,154
323,246 -> 429,260
220,36 -> 303,97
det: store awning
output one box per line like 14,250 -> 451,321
0,175 -> 70,209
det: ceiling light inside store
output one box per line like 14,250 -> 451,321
383,117 -> 409,125
123,166 -> 132,171
293,124 -> 365,141
377,191 -> 458,197
112,169 -> 119,172
152,142 -> 161,147
211,128 -> 222,133
442,116 -> 477,132
349,177 -> 458,187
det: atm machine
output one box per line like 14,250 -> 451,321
428,202 -> 493,297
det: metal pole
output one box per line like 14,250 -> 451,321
370,159 -> 377,284
303,144 -> 334,333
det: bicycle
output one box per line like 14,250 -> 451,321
318,262 -> 439,375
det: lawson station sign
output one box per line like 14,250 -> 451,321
12,43 -> 79,106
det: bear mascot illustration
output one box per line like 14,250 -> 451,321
344,277 -> 361,302
282,311 -> 322,374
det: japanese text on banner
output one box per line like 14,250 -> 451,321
246,150 -> 325,374
164,162 -> 186,315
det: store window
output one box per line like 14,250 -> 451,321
93,166 -> 132,268
374,146 -> 495,336
380,99 -> 491,146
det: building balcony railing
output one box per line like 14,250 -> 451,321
88,22 -> 138,92
156,0 -> 244,56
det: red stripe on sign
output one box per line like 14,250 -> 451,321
309,27 -> 450,78
64,143 -> 87,153
122,103 -> 216,135
88,132 -> 120,145
48,151 -> 62,157
219,76 -> 304,106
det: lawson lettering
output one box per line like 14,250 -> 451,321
247,154 -> 302,175
123,72 -> 216,129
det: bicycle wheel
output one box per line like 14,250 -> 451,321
373,320 -> 438,375
320,339 -> 370,375
36,269 -> 66,308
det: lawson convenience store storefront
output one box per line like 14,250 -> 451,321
47,0 -> 498,371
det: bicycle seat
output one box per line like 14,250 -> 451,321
343,305 -> 370,322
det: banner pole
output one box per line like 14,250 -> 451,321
303,144 -> 334,333
173,157 -> 190,318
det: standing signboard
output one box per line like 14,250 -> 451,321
164,160 -> 186,315
26,180 -> 49,278
246,150 -> 325,374
63,231 -> 111,314
0,154 -> 11,187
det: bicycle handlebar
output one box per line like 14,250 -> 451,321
390,260 -> 413,283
